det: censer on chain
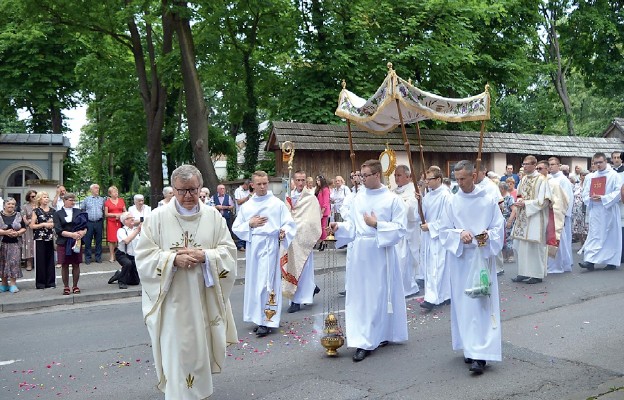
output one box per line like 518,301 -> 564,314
264,290 -> 278,322
320,230 -> 345,356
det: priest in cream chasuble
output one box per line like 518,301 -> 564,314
136,165 -> 237,400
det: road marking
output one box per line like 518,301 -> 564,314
0,359 -> 21,366
19,270 -> 114,283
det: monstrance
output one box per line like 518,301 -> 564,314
379,142 -> 397,188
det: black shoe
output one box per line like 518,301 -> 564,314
469,360 -> 486,374
287,303 -> 301,313
604,265 -> 617,270
416,279 -> 425,289
497,269 -> 504,276
378,341 -> 389,348
442,299 -> 451,306
511,275 -> 529,282
338,290 -> 346,297
108,270 -> 121,284
420,301 -> 434,311
313,285 -> 321,297
95,258 -> 102,263
85,260 -> 91,265
579,262 -> 595,271
525,278 -> 543,284
118,282 -> 128,289
464,357 -> 473,364
352,348 -> 370,362
256,325 -> 271,337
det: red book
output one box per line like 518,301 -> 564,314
590,176 -> 606,197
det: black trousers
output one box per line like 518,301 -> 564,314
34,240 -> 56,289
115,249 -> 140,285
84,220 -> 103,262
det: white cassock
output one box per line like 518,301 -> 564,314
581,166 -> 622,265
478,178 -> 504,274
393,182 -> 421,296
440,185 -> 504,362
417,185 -> 452,305
334,186 -> 408,351
232,192 -> 296,328
513,172 -> 552,279
136,199 -> 238,400
339,190 -> 359,291
548,171 -> 574,273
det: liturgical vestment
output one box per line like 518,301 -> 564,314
393,182 -> 422,296
417,185 -> 453,305
232,192 -> 296,328
136,199 -> 238,400
512,171 -> 552,279
334,186 -> 408,351
582,165 -> 622,265
439,185 -> 504,362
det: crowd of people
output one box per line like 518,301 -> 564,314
2,150 -> 622,398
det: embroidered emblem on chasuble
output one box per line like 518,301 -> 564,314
512,175 -> 541,240
186,373 -> 195,388
209,316 -> 222,327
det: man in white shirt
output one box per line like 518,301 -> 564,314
128,194 -> 152,226
234,180 -> 251,251
53,185 -> 66,211
107,212 -> 141,289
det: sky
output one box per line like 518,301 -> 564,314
62,105 -> 87,148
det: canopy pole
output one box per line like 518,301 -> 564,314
346,119 -> 359,192
475,119 -> 486,174
395,99 -> 426,223
415,121 -> 426,175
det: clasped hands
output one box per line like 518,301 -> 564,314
174,248 -> 205,269
460,230 -> 488,244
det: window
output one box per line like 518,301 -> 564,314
7,168 -> 40,187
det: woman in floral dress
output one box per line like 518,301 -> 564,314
0,198 -> 26,293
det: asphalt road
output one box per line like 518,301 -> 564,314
1,244 -> 624,400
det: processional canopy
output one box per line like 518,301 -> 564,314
335,63 -> 491,133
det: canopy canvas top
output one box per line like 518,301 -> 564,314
335,63 -> 490,134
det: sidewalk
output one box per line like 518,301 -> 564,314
0,248 -> 347,313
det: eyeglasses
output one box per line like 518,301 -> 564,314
522,162 -> 535,166
361,172 -> 377,179
174,187 -> 199,196
199,195 -> 206,199
536,167 -> 546,171
426,177 -> 440,181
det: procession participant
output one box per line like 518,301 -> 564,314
476,163 -> 505,275
579,152 -> 622,270
283,170 -> 322,313
547,157 -> 574,273
613,151 -> 624,264
232,170 -> 296,337
392,164 -> 421,298
439,160 -> 504,375
511,155 -> 551,284
416,166 -> 452,311
611,151 -> 624,173
135,164 -> 238,400
536,160 -> 567,270
330,159 -> 408,362
350,170 -> 362,193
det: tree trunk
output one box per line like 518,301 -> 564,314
127,11 -> 171,205
542,4 -> 575,136
170,1 -> 219,190
50,104 -> 63,133
242,51 -> 259,175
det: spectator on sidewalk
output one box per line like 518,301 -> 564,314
81,184 -> 105,264
107,212 -> 141,289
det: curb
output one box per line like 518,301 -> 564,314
1,266 -> 346,313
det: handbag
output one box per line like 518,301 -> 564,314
464,246 -> 491,298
